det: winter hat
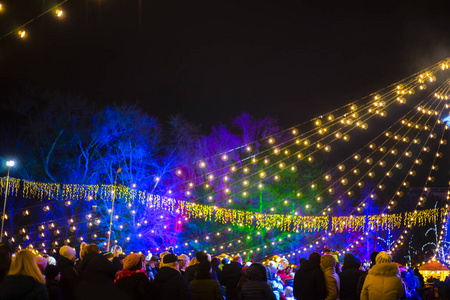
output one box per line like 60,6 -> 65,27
375,251 -> 392,264
308,252 -> 321,265
247,263 -> 267,281
45,265 -> 60,279
195,251 -> 208,263
163,254 -> 180,264
320,254 -> 337,270
123,253 -> 143,270
59,245 -> 76,260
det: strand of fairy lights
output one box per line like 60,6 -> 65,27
0,0 -> 69,41
166,63 -> 447,194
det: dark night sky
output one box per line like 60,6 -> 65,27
1,0 -> 450,131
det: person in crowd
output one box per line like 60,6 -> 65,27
114,253 -> 151,300
360,251 -> 404,300
338,253 -> 363,300
221,254 -> 243,300
414,267 -> 424,299
277,263 -> 287,283
267,261 -> 284,299
147,254 -> 160,281
221,257 -> 230,269
240,262 -> 277,300
293,252 -> 326,300
284,286 -> 294,300
45,265 -> 63,300
36,256 -> 48,275
178,254 -> 190,275
356,251 -> 378,296
2,249 -> 49,300
56,245 -> 78,300
0,242 -> 12,292
74,242 -> 87,274
211,257 -> 222,283
189,261 -> 224,300
76,244 -> 118,299
284,266 -> 294,287
152,253 -> 193,300
185,252 -> 208,283
321,254 -> 340,300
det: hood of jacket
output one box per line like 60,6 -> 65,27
320,254 -> 337,273
247,263 -> 267,281
299,259 -> 321,272
342,253 -> 361,270
57,255 -> 74,270
368,262 -> 399,277
4,275 -> 43,298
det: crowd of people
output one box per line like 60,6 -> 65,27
0,241 -> 440,300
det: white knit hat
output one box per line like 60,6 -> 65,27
59,245 -> 76,260
375,251 -> 392,264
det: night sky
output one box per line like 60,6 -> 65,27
1,0 -> 450,131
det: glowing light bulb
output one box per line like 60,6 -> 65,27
56,9 -> 63,17
18,30 -> 26,38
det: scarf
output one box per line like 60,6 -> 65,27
114,269 -> 146,285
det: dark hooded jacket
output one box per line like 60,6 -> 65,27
115,271 -> 152,300
46,278 -> 63,300
152,266 -> 193,300
2,275 -> 49,300
77,252 -> 116,286
338,254 -> 364,300
221,261 -> 242,300
56,255 -> 77,300
240,263 -> 277,300
293,257 -> 327,300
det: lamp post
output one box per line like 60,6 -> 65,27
1,160 -> 14,242
107,168 -> 121,252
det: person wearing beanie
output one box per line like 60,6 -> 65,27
320,254 -> 340,300
189,261 -> 224,300
153,254 -> 193,300
114,253 -> 151,300
360,251 -> 404,300
240,263 -> 277,300
293,252 -> 326,300
56,245 -> 78,300
338,253 -> 364,300
45,265 -> 63,300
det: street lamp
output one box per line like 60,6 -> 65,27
1,160 -> 14,242
107,168 -> 122,252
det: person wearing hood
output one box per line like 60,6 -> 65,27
152,253 -> 193,300
114,253 -> 152,300
184,252 -> 208,283
321,254 -> 340,300
2,249 -> 49,300
56,245 -> 78,300
240,263 -> 276,300
338,254 -> 363,300
189,261 -> 224,300
293,252 -> 326,300
45,265 -> 63,300
221,255 -> 243,300
360,251 -> 404,300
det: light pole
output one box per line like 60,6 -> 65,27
1,160 -> 14,242
107,168 -> 121,252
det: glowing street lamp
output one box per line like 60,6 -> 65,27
1,160 -> 14,242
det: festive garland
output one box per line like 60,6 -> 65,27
0,178 -> 446,233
